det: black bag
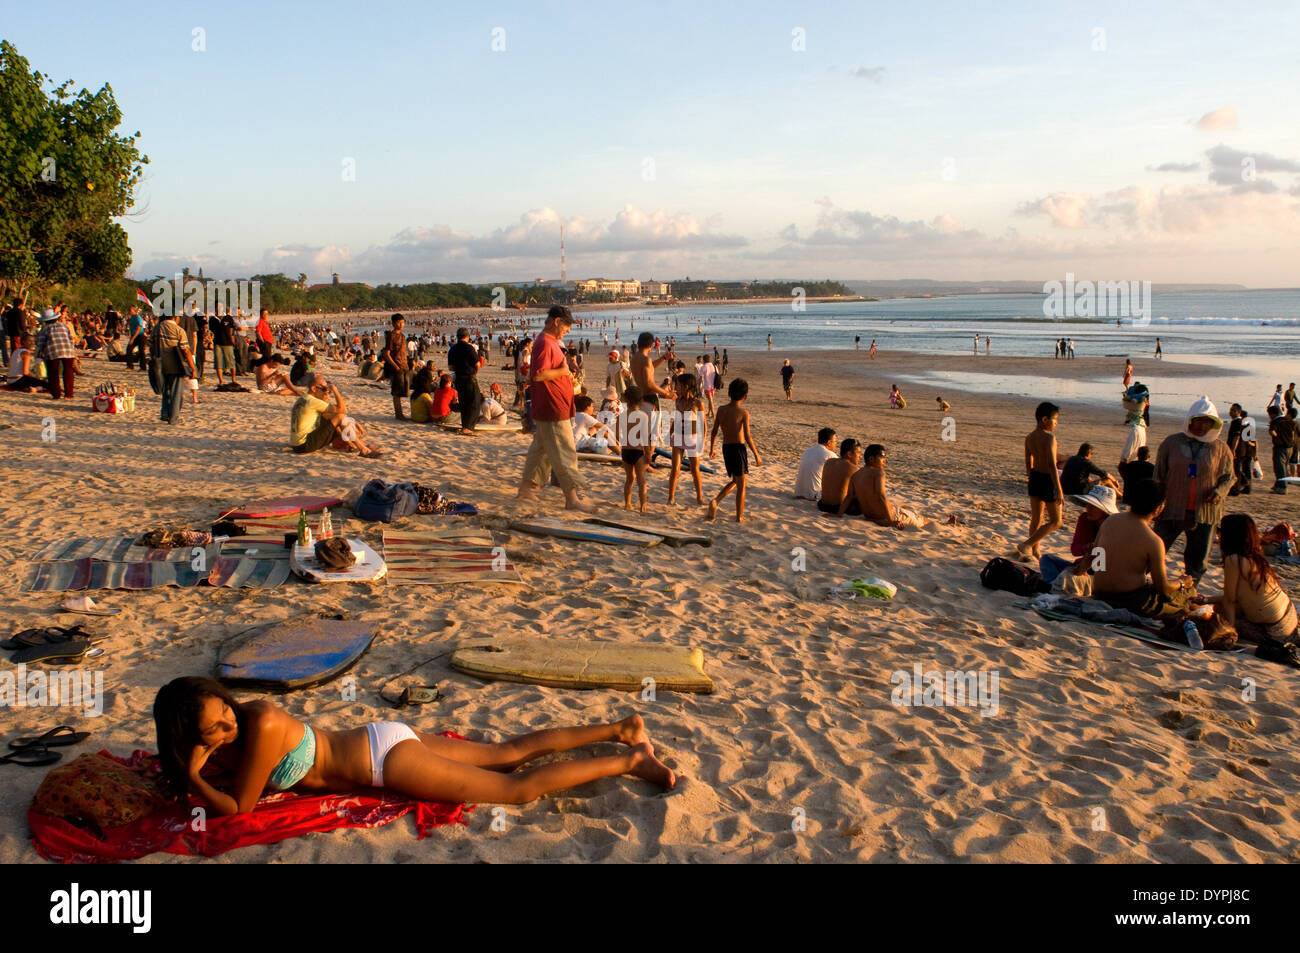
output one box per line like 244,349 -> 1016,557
980,557 -> 1044,596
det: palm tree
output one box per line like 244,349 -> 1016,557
297,272 -> 308,289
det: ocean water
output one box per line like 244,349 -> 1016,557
562,290 -> 1300,411
569,290 -> 1300,359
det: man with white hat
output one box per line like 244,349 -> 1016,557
1153,396 -> 1234,581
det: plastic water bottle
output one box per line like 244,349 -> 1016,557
1183,619 -> 1203,650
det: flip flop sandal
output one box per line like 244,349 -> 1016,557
0,746 -> 63,767
10,726 -> 90,749
1,628 -> 59,650
9,640 -> 90,665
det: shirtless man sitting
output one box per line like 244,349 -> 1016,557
819,439 -> 862,515
845,444 -> 933,529
1091,477 -> 1194,617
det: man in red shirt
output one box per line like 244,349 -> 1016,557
256,309 -> 274,360
517,306 -> 596,512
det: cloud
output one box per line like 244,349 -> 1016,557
1193,105 -> 1238,131
1206,143 -> 1300,191
1016,192 -> 1091,228
1149,161 -> 1201,173
137,206 -> 746,284
850,66 -> 885,82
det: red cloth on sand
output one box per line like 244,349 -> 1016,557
29,745 -> 472,864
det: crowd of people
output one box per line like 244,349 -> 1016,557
1008,385 -> 1298,655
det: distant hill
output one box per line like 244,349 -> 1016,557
843,279 -> 1248,298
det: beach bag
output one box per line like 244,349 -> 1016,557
352,479 -> 419,523
31,753 -> 166,839
980,557 -> 1044,596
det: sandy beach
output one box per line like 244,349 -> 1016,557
2,339 -> 1298,864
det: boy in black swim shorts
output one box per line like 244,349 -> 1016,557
708,378 -> 763,521
1016,401 -> 1063,560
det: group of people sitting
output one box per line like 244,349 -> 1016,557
794,428 -> 933,529
1034,398 -> 1298,654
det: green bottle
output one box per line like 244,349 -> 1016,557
296,509 -> 308,546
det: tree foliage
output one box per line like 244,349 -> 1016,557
0,40 -> 147,292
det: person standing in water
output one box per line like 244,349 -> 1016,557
869,339 -> 877,359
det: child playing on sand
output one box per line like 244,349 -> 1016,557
1015,401 -> 1063,561
669,373 -> 706,505
936,396 -> 950,412
708,378 -> 762,521
619,385 -> 652,512
890,384 -> 907,409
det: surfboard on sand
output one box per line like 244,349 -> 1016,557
289,539 -> 388,583
510,449 -> 622,465
451,636 -> 713,693
652,447 -> 717,474
509,518 -> 661,546
583,517 -> 712,547
440,420 -> 523,433
226,495 -> 342,519
217,616 -> 379,690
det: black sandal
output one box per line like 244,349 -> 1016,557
0,746 -> 62,767
10,726 -> 91,749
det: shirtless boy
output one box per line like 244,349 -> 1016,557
1015,401 -> 1063,560
1091,478 -> 1195,616
845,444 -> 932,528
707,378 -> 762,521
630,331 -> 674,457
819,439 -> 861,515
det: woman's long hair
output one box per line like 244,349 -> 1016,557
1220,514 -> 1277,592
153,677 -> 246,799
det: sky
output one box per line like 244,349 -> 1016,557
5,0 -> 1299,286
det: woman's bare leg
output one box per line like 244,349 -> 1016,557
413,714 -> 649,770
383,739 -> 674,805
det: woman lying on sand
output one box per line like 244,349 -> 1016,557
154,677 -> 674,814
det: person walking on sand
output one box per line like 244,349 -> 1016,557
855,335 -> 860,350
384,313 -> 410,420
708,378 -> 762,522
1123,358 -> 1133,387
870,339 -> 877,359
780,359 -> 794,401
1154,337 -> 1162,360
1015,401 -> 1063,561
517,306 -> 597,513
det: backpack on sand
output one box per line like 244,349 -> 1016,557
980,557 -> 1045,596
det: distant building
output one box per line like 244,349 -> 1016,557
574,278 -> 640,297
642,280 -> 671,297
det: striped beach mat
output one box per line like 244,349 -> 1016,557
32,537 -> 219,563
23,559 -> 207,592
207,555 -> 293,589
382,529 -> 524,586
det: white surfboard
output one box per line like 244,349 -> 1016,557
290,539 -> 388,583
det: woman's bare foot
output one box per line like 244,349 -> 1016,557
628,742 -> 675,790
616,714 -> 650,748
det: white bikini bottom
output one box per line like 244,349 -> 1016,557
366,722 -> 419,787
